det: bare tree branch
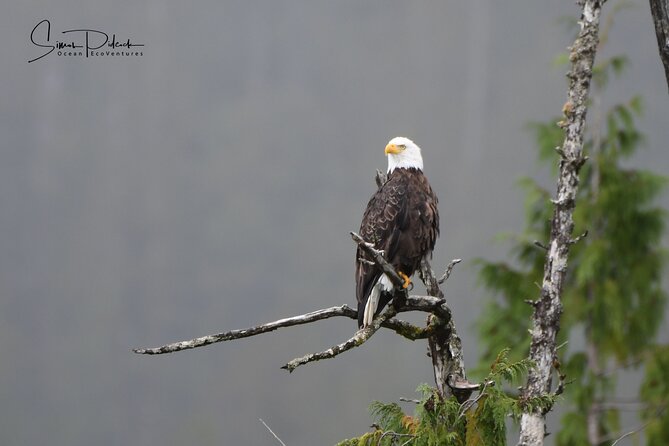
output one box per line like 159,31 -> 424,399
602,403 -> 667,445
649,0 -> 669,92
438,258 -> 462,284
133,305 -> 357,355
135,190 -> 469,404
351,231 -> 405,288
282,302 -> 398,372
281,294 -> 452,372
518,1 -> 605,445
132,299 -> 443,355
259,419 -> 287,446
610,427 -> 646,446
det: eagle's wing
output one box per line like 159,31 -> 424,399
413,177 -> 439,258
355,176 -> 410,327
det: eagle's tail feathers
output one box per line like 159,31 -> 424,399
362,274 -> 394,327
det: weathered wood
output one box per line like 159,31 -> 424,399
420,259 -> 471,403
281,231 -> 456,374
134,231 -> 471,402
132,301 -> 439,356
135,176 -> 471,402
518,1 -> 604,445
649,0 -> 669,92
351,231 -> 405,288
133,305 -> 359,355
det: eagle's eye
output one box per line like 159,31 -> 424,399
398,144 -> 407,150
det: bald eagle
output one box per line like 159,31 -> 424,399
356,137 -> 439,328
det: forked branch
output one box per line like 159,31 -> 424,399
132,300 -> 440,356
134,227 -> 470,399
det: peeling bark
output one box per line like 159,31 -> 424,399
517,1 -> 605,445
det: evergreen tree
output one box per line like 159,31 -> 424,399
476,49 -> 668,444
336,351 -> 544,446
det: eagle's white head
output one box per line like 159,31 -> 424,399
385,136 -> 424,173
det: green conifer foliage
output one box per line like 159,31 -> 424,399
476,54 -> 667,444
336,351 -> 547,446
640,345 -> 669,445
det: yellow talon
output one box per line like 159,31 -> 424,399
398,271 -> 412,289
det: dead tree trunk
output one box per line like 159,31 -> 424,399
419,259 -> 471,402
649,0 -> 669,92
517,1 -> 605,445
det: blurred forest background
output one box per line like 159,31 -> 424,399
2,1 -> 668,445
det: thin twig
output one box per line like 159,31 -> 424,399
358,257 -> 375,266
595,401 -> 651,412
378,430 -> 416,444
282,303 -> 398,372
609,422 -> 651,446
280,289 -> 446,373
375,169 -> 388,188
552,357 -> 568,396
534,240 -> 549,251
457,380 -> 493,421
351,231 -> 405,288
259,418 -> 287,446
568,230 -> 588,245
603,403 -> 667,445
438,258 -> 462,284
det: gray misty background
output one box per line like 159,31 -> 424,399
2,1 -> 668,445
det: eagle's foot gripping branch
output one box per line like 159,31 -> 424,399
398,271 -> 412,290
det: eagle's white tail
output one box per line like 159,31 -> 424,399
362,274 -> 394,327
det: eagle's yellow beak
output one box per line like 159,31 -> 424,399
385,143 -> 403,155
